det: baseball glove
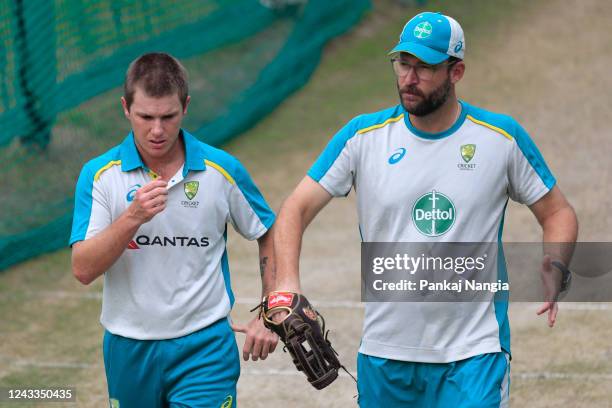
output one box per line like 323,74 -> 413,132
257,291 -> 349,390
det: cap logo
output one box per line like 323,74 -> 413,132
413,21 -> 432,39
454,41 -> 463,53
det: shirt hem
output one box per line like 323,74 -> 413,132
101,313 -> 229,340
244,224 -> 269,241
524,179 -> 556,206
316,177 -> 348,198
358,338 -> 502,363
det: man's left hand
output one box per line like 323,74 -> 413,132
231,316 -> 278,361
536,254 -> 561,328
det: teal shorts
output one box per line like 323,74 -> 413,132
357,352 -> 510,408
103,317 -> 239,408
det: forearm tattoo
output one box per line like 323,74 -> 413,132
260,256 -> 268,278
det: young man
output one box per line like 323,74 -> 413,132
70,53 -> 277,407
273,12 -> 578,407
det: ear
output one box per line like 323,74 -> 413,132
121,97 -> 130,118
450,61 -> 465,84
183,95 -> 191,115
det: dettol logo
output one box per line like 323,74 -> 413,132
412,190 -> 456,236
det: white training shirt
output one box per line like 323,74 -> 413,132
70,130 -> 275,340
308,101 -> 555,363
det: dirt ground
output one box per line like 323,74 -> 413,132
1,0 -> 611,407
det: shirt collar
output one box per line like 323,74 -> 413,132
119,129 -> 206,176
403,100 -> 468,140
119,132 -> 144,172
182,129 -> 206,175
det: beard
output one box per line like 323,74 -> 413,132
398,76 -> 452,117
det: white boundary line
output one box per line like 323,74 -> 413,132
2,358 -> 612,381
556,303 -> 612,311
9,360 -> 94,369
10,291 -> 612,311
513,372 -> 612,381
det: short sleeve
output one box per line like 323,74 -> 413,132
69,165 -> 112,245
507,124 -> 556,205
228,160 -> 275,241
307,119 -> 358,197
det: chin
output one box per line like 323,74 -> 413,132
401,97 -> 420,109
402,102 -> 421,114
147,148 -> 169,158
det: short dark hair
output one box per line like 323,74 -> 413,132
444,56 -> 462,74
124,52 -> 188,110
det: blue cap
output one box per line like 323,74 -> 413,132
389,12 -> 465,64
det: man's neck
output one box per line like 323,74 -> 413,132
142,137 -> 186,181
409,96 -> 461,135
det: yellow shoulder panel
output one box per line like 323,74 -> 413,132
94,160 -> 122,181
204,159 -> 235,185
466,115 -> 514,141
356,114 -> 405,135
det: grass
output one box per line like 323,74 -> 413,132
0,13 -> 291,236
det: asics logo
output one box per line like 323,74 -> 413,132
454,41 -> 463,53
126,184 -> 141,202
388,148 -> 407,164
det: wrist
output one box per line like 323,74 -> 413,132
272,277 -> 301,294
123,205 -> 146,227
551,260 -> 572,293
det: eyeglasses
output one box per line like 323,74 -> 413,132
390,58 -> 456,81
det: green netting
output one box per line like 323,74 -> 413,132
0,0 -> 371,270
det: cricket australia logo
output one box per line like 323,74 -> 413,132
414,21 -> 432,39
182,181 -> 200,208
412,190 -> 456,236
184,181 -> 199,200
458,144 -> 477,170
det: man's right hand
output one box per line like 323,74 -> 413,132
128,180 -> 168,224
72,179 -> 168,285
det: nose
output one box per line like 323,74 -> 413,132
151,119 -> 163,136
400,68 -> 419,86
